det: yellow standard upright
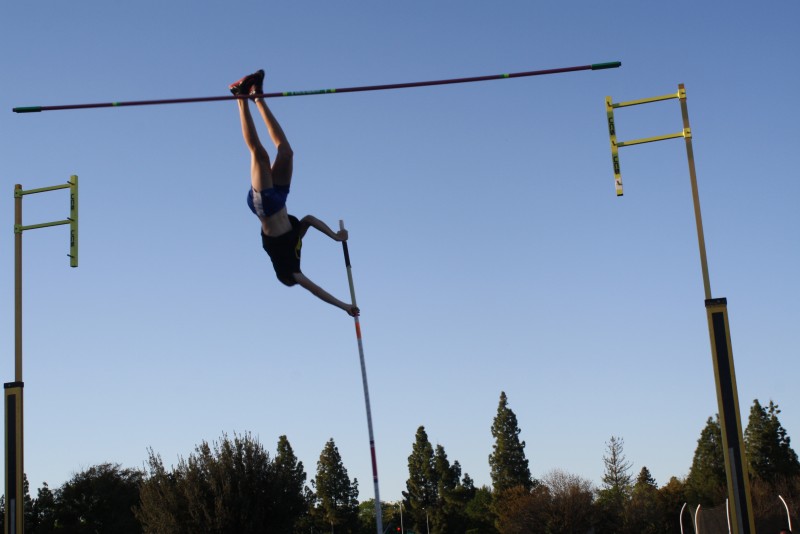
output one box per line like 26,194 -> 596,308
5,176 -> 78,534
605,86 -> 755,534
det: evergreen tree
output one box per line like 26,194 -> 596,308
404,426 -> 438,532
434,445 -> 459,495
659,477 -> 688,534
55,463 -> 143,534
600,436 -> 633,496
312,438 -> 360,533
431,445 -> 468,533
136,432 -> 306,533
489,392 -> 532,493
464,486 -> 498,534
625,466 -> 662,534
744,399 -> 800,483
595,436 -> 632,533
272,434 -> 309,531
686,416 -> 727,505
31,482 -> 57,534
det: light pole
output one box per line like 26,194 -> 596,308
398,502 -> 404,534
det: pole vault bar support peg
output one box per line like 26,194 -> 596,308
605,87 -> 687,196
14,175 -> 79,267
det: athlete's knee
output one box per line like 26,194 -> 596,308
277,142 -> 293,161
253,146 -> 270,165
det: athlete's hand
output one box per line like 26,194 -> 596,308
347,305 -> 360,317
335,229 -> 349,242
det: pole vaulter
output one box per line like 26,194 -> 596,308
13,62 -> 621,113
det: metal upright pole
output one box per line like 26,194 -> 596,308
15,185 -> 23,383
5,185 -> 25,534
339,220 -> 382,534
677,85 -> 712,300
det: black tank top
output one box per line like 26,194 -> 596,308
261,215 -> 302,286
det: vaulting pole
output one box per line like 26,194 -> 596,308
339,220 -> 382,534
13,62 -> 621,113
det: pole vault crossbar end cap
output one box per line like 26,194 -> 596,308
4,382 -> 24,389
592,61 -> 622,70
705,297 -> 727,307
12,106 -> 43,113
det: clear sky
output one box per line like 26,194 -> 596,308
1,0 -> 798,504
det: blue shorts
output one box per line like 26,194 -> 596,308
247,185 -> 290,217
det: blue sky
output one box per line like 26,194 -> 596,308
2,0 -> 798,505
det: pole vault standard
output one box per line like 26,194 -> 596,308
5,177 -> 78,534
13,62 -> 621,113
606,86 -> 755,534
339,220 -> 382,534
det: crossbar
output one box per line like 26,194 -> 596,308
13,62 -> 621,113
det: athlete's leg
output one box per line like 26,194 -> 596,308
255,97 -> 293,187
238,98 -> 273,192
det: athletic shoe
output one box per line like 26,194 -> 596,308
250,70 -> 265,96
229,70 -> 265,96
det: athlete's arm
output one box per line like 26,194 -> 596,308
292,272 -> 359,316
299,215 -> 347,242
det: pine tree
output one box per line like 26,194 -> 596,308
272,435 -> 308,531
595,436 -> 632,533
744,399 -> 800,483
686,416 -> 727,505
600,436 -> 633,495
312,438 -> 360,533
464,486 -> 499,534
55,463 -> 143,533
625,467 -> 662,534
136,432 -> 307,533
31,482 -> 57,534
404,426 -> 438,532
434,445 -> 459,494
432,445 -> 468,533
659,477 -> 688,534
489,391 -> 532,493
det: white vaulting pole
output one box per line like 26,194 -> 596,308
339,220 -> 382,534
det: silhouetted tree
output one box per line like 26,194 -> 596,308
544,469 -> 594,534
312,438 -> 360,533
686,416 -> 726,505
489,392 -> 533,493
136,432 -> 307,533
745,399 -> 800,483
404,426 -> 438,532
55,463 -> 143,534
625,466 -> 662,534
595,436 -> 632,533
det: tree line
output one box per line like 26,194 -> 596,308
1,393 -> 798,533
